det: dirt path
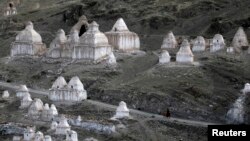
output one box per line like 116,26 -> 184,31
0,81 -> 221,127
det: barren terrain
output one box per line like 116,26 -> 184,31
0,0 -> 250,141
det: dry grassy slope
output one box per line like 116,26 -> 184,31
1,0 -> 250,55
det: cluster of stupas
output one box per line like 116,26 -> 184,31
12,84 -> 59,121
159,33 -> 195,64
158,27 -> 249,64
10,85 -> 79,141
3,1 -> 17,16
27,98 -> 58,121
5,75 -> 134,141
10,15 -> 140,65
47,18 -> 113,61
8,14 -> 250,66
49,76 -> 87,102
12,125 -> 78,141
15,85 -> 33,109
13,127 -> 53,141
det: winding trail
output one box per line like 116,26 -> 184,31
0,81 -> 221,127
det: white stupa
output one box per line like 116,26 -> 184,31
28,98 -> 44,119
55,115 -> 71,135
232,27 -> 248,50
47,29 -> 70,59
67,76 -> 84,91
41,103 -> 50,120
19,93 -> 33,109
73,21 -> 112,61
2,90 -> 10,99
176,39 -> 194,63
210,34 -> 225,52
66,130 -> 78,141
44,135 -> 52,141
159,50 -> 171,64
242,83 -> 250,93
34,131 -> 44,141
41,103 -> 58,121
76,115 -> 82,126
161,31 -> 177,49
4,2 -> 17,16
192,36 -> 206,52
49,76 -> 87,102
50,104 -> 58,116
50,121 -> 58,130
23,127 -> 35,141
107,52 -> 117,65
112,18 -> 129,31
105,18 -> 140,52
11,21 -> 46,56
111,101 -> 130,119
16,85 -> 29,98
51,76 -> 67,89
68,30 -> 80,44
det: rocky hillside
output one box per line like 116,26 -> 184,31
0,0 -> 250,125
1,0 -> 250,56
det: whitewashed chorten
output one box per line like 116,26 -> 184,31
44,135 -> 52,141
19,93 -> 33,109
49,76 -> 87,102
23,127 -> 35,141
16,85 -> 29,98
47,29 -> 72,58
72,21 -> 112,61
41,103 -> 51,120
3,2 -> 17,16
2,90 -> 10,99
52,76 -> 67,89
75,115 -> 82,126
159,50 -> 171,64
55,115 -> 71,135
28,98 -> 44,119
66,130 -> 78,141
192,36 -> 206,52
105,18 -> 140,52
210,34 -> 225,52
11,21 -> 46,56
176,39 -> 194,63
107,52 -> 117,65
161,31 -> 177,49
243,83 -> 250,94
50,121 -> 58,130
232,27 -> 248,50
50,104 -> 58,116
34,131 -> 44,141
112,101 -> 130,119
